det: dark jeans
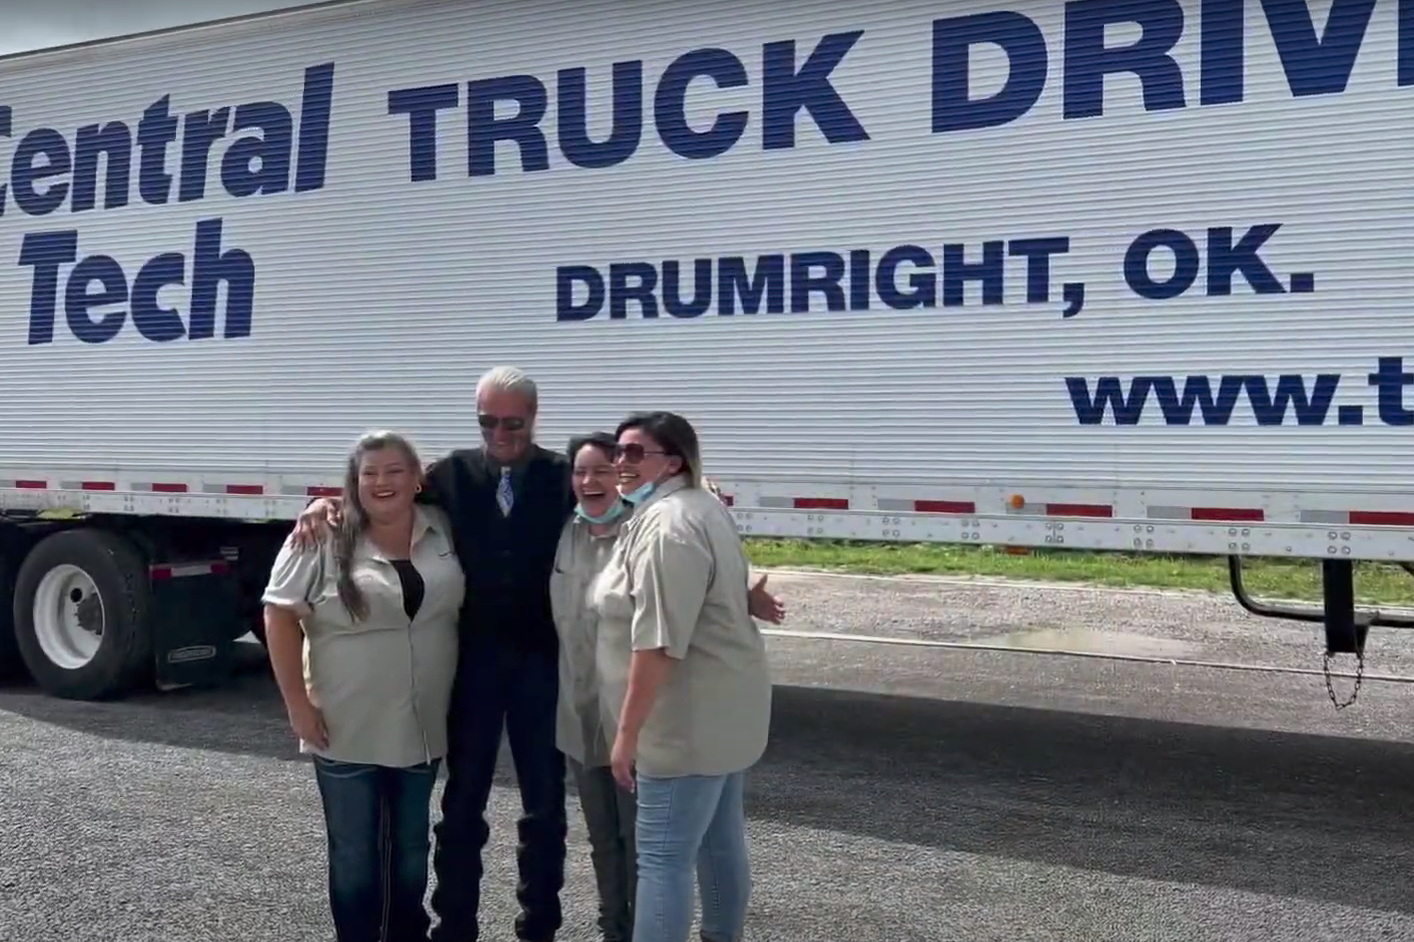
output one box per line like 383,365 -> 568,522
569,758 -> 638,942
312,755 -> 441,942
430,639 -> 567,942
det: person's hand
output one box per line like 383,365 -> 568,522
287,698 -> 329,750
748,573 -> 785,624
610,730 -> 637,792
290,498 -> 341,551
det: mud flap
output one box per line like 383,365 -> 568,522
148,560 -> 243,690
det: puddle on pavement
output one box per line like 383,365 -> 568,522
974,626 -> 1201,659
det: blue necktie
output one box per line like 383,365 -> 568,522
496,468 -> 514,517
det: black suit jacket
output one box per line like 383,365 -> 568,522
421,444 -> 575,654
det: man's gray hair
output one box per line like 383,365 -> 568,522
476,365 -> 538,412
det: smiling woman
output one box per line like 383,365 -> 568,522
590,410 -> 775,942
260,428 -> 466,942
550,425 -> 783,942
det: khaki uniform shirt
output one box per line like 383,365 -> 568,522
548,512 -> 625,767
261,505 -> 464,768
592,476 -> 772,778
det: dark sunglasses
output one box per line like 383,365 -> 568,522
478,414 -> 527,431
613,443 -> 667,463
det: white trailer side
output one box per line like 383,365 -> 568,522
1,0 -> 1410,699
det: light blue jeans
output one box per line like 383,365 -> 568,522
632,770 -> 751,942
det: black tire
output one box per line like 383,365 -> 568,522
12,529 -> 152,701
0,549 -> 21,679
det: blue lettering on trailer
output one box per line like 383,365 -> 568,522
931,0 -> 1394,132
1,2 -> 1409,348
0,63 -> 333,219
20,220 -> 254,345
386,31 -> 871,179
386,0 -> 1412,180
1065,357 -> 1414,427
1,64 -> 333,345
557,242 -> 1089,320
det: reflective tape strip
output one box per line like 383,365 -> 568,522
1299,510 -> 1349,524
58,481 -> 116,491
1148,505 -> 1265,522
150,561 -> 231,580
794,497 -> 848,510
209,483 -> 265,495
758,496 -> 850,510
1045,503 -> 1113,518
1009,502 -> 1113,518
876,499 -> 978,514
1350,511 -> 1414,526
1308,510 -> 1414,527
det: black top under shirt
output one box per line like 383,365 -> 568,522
390,559 -> 425,621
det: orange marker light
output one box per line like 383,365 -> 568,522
1008,494 -> 1025,510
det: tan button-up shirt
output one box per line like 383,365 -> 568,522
549,512 -> 625,767
261,505 -> 464,768
592,476 -> 772,778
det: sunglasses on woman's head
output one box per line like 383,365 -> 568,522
613,443 -> 667,463
478,414 -> 526,431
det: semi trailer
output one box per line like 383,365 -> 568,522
1,0 -> 1412,702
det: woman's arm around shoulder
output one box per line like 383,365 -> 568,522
416,456 -> 451,506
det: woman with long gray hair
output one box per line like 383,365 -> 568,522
262,430 -> 464,942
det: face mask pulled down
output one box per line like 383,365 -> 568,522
575,499 -> 628,525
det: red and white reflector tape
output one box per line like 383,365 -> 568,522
149,561 -> 231,580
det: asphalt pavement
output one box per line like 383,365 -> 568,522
2,572 -> 1413,941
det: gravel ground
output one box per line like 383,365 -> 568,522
761,567 -> 1414,678
2,571 -> 1413,942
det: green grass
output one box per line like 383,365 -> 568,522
742,538 -> 1414,607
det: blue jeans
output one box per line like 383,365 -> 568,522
632,771 -> 751,942
313,755 -> 440,942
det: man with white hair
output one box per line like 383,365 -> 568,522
423,365 -> 574,942
292,364 -> 574,942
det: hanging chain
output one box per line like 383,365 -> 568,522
1323,649 -> 1365,710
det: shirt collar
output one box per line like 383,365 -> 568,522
355,505 -> 441,562
411,504 -> 439,546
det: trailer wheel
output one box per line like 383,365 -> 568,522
12,529 -> 152,700
0,550 -> 20,678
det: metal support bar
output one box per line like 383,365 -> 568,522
1321,560 -> 1367,655
1226,555 -> 1414,630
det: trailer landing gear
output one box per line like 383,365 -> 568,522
1228,556 -> 1414,709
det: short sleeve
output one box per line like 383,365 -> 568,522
628,527 -> 713,659
260,536 -> 327,616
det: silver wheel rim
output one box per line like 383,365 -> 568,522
32,564 -> 105,670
